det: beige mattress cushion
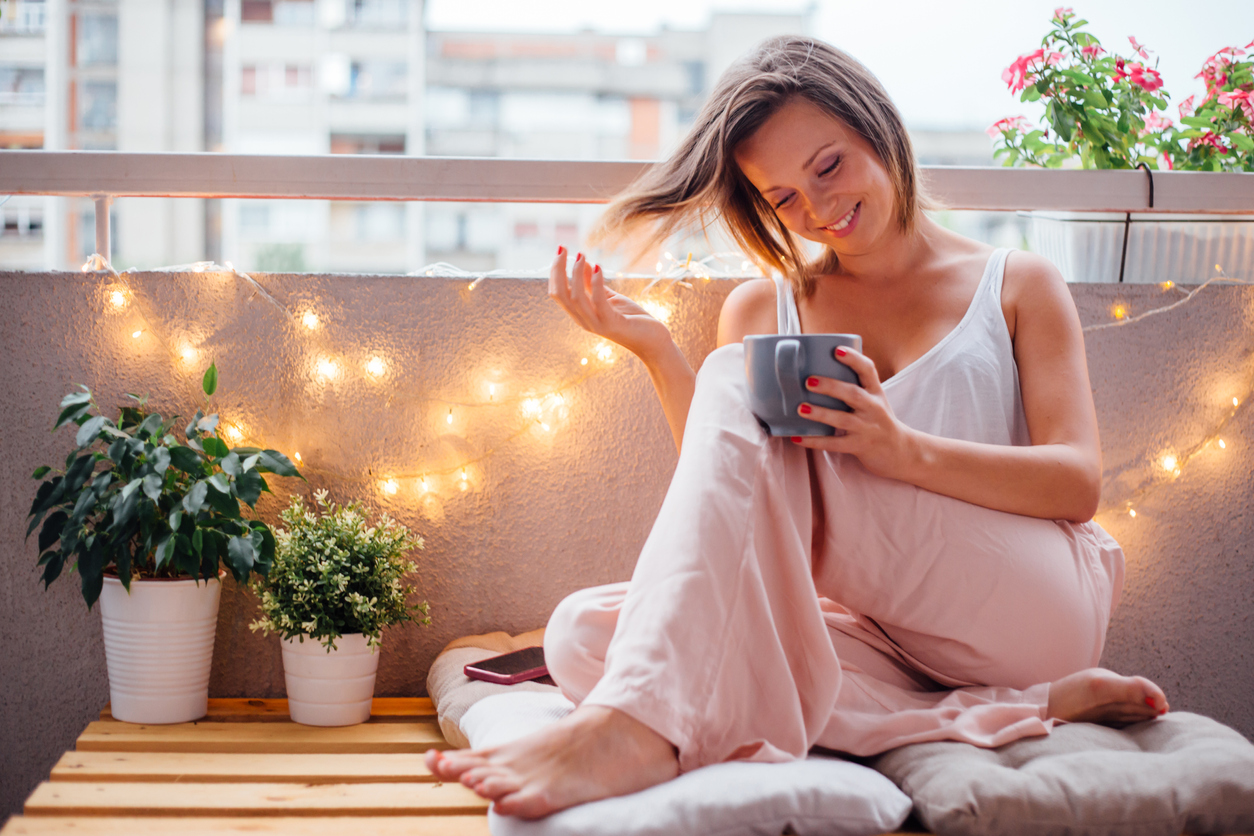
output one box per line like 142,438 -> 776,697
425,627 -> 558,748
870,711 -> 1254,836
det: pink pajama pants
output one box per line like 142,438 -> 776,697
543,344 -> 1124,772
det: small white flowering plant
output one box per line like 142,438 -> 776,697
250,490 -> 429,650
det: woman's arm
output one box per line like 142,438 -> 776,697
549,248 -> 695,452
796,253 -> 1102,523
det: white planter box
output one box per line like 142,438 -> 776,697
1026,212 -> 1254,283
99,575 -> 222,724
282,633 -> 380,726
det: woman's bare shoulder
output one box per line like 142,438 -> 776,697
717,278 -> 779,346
1001,249 -> 1077,341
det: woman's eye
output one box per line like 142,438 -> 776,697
818,156 -> 841,177
774,194 -> 794,210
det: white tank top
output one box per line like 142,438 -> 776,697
774,248 -> 1029,446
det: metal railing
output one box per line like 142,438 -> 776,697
1,150 -> 1253,263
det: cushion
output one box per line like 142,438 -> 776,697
871,711 -> 1254,836
461,691 -> 913,836
425,628 -> 559,748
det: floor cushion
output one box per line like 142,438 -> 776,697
462,691 -> 913,836
870,711 -> 1254,836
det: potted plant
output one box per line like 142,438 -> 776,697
27,364 -> 302,723
989,8 -> 1254,283
250,490 -> 429,727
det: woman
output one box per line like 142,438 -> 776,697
427,36 -> 1168,819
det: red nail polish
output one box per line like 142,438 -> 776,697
791,436 -> 802,443
807,377 -> 819,388
557,245 -> 565,255
594,264 -> 602,273
1144,697 -> 1156,708
799,404 -> 812,415
835,347 -> 847,357
576,252 -> 583,261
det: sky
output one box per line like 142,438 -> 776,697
426,0 -> 1254,131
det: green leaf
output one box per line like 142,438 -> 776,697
169,507 -> 183,532
192,528 -> 204,555
1021,85 -> 1042,103
256,450 -> 300,478
40,550 -> 65,588
186,409 -> 204,439
183,481 -> 209,515
108,488 -> 140,536
196,414 -> 220,435
1229,132 -> 1254,152
154,536 -> 175,569
60,389 -> 92,409
225,535 -> 256,581
205,487 -> 240,519
208,473 -> 231,494
141,473 -> 163,502
69,487 -> 96,522
168,445 -> 203,474
150,446 -> 171,474
53,402 -> 91,431
76,415 -> 107,448
220,452 -> 242,477
201,436 -> 229,459
80,539 -> 106,607
202,363 -> 218,397
64,454 -> 95,494
38,510 -> 68,552
253,524 -> 275,577
137,413 -> 163,440
235,470 -> 265,507
29,477 -> 65,517
31,465 -> 51,479
242,454 -> 260,472
1180,116 -> 1213,129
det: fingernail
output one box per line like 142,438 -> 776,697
557,245 -> 565,255
576,252 -> 583,261
594,264 -> 602,273
791,436 -> 802,443
1144,697 -> 1155,708
807,377 -> 819,388
835,347 -> 847,357
799,404 -> 812,415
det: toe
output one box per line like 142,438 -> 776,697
436,749 -> 488,780
477,774 -> 522,799
495,788 -> 554,821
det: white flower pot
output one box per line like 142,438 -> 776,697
281,633 -> 379,726
1026,212 -> 1254,283
99,574 -> 222,724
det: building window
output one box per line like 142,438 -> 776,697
240,63 -> 313,99
272,0 -> 313,26
0,68 -> 45,106
0,0 -> 47,33
347,61 -> 406,99
77,12 -> 118,66
80,81 -> 117,130
346,0 -> 406,28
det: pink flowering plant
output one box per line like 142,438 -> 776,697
1159,45 -> 1254,172
990,8 -> 1173,169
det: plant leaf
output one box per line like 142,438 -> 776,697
154,535 -> 175,569
220,452 -> 242,477
141,473 -> 163,502
150,446 -> 171,474
208,472 -> 231,494
60,389 -> 92,409
40,550 -> 65,588
29,477 -> 65,517
76,415 -> 107,448
64,453 -> 96,494
80,539 -> 106,608
168,445 -> 203,474
183,480 -> 209,515
137,413 -> 163,440
225,535 -> 256,581
69,487 -> 96,522
169,507 -> 183,532
38,510 -> 68,552
256,450 -> 300,478
53,402 -> 91,431
201,436 -> 229,458
31,465 -> 51,479
202,363 -> 218,397
235,470 -> 264,507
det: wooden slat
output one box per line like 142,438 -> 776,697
23,781 -> 489,817
98,697 -> 435,723
75,720 -> 447,754
1,816 -> 491,835
50,751 -> 436,783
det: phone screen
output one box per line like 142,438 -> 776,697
465,646 -> 547,683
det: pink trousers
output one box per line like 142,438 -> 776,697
544,344 -> 1124,772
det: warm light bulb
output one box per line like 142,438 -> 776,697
382,478 -> 399,495
540,422 -> 551,432
655,261 -> 663,273
180,344 -> 199,364
446,409 -> 454,425
109,290 -> 127,309
1234,397 -> 1241,408
521,398 -> 541,418
580,357 -> 588,366
1215,264 -> 1222,272
1128,508 -> 1137,518
488,383 -> 496,400
640,300 -> 672,324
1160,454 -> 1178,472
548,394 -> 565,408
596,343 -> 614,362
131,330 -> 143,339
224,425 -> 243,443
1111,304 -> 1127,321
1218,439 -> 1227,449
417,476 -> 429,493
316,358 -> 339,379
302,311 -> 319,330
294,452 -> 303,464
741,260 -> 752,272
366,356 -> 386,377
1160,281 -> 1174,290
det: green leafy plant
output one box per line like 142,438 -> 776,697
989,8 -> 1173,169
250,490 -> 429,650
27,364 -> 303,607
1158,46 -> 1254,172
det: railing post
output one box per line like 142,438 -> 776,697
94,195 -> 112,263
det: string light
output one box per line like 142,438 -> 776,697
446,408 -> 454,425
640,300 -> 673,324
1235,397 -> 1241,408
488,383 -> 496,401
596,342 -> 614,363
109,290 -> 127,309
294,452 -> 303,464
1218,439 -> 1227,449
1128,508 -> 1137,518
1160,454 -> 1179,473
179,344 -> 199,364
316,357 -> 339,380
1160,281 -> 1174,290
381,478 -> 399,495
223,425 -> 244,443
580,357 -> 588,365
366,356 -> 386,377
302,312 -> 319,330
1111,304 -> 1128,320
131,330 -> 143,339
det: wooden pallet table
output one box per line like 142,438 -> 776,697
3,698 -> 491,836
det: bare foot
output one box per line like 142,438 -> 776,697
423,705 -> 679,819
1047,667 -> 1170,725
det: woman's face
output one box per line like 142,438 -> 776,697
733,97 -> 899,256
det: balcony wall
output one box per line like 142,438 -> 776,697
2,269 -> 1252,820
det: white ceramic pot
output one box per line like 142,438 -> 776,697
99,574 -> 222,724
281,633 -> 379,726
1026,212 -> 1254,283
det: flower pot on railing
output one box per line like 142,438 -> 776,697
282,633 -> 380,726
100,574 -> 223,724
1026,212 -> 1254,283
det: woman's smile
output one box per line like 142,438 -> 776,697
818,202 -> 861,238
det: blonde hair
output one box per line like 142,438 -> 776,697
592,36 -> 928,297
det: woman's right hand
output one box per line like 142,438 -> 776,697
548,247 -> 673,362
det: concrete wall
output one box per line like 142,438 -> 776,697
2,270 -> 1252,820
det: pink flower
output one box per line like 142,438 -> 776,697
1143,111 -> 1173,131
1179,94 -> 1196,119
1003,48 -> 1044,93
1081,44 -> 1105,59
986,115 -> 1032,138
1119,61 -> 1164,93
1128,36 -> 1151,59
1218,90 -> 1254,120
1053,6 -> 1073,22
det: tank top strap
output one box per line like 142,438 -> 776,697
985,248 -> 1012,305
773,275 -> 802,335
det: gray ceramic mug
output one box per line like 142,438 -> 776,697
744,334 -> 863,436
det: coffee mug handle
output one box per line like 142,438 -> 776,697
774,339 -> 805,416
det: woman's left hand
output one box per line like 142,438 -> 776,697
791,347 -> 918,480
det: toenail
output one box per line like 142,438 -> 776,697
1144,697 -> 1155,708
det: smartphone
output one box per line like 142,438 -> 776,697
463,646 -> 549,685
